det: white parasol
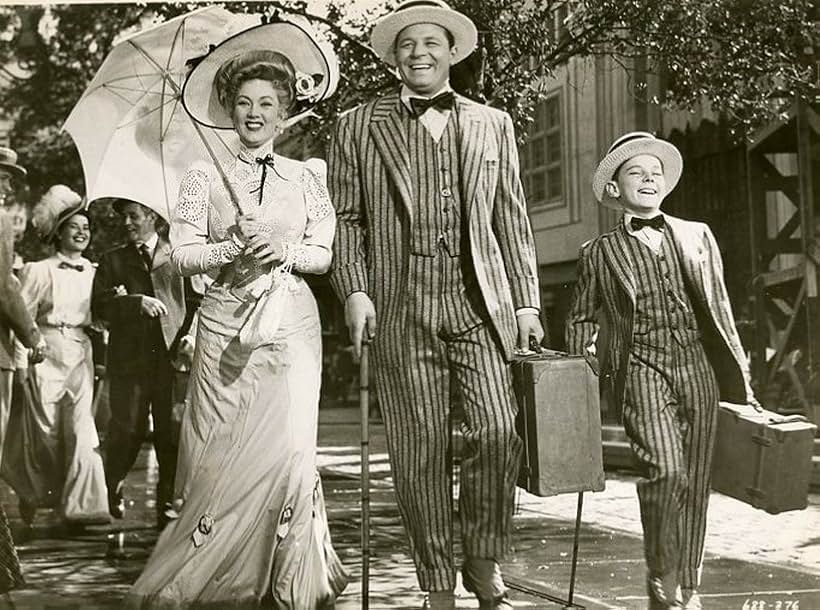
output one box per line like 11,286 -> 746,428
62,6 -> 257,221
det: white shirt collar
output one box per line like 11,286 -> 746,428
238,138 -> 275,164
140,232 -> 159,252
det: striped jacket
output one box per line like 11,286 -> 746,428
565,214 -> 754,411
328,91 -> 540,360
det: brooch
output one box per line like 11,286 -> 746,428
192,513 -> 215,548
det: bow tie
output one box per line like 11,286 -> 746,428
409,91 -> 455,117
58,261 -> 84,272
630,215 -> 665,231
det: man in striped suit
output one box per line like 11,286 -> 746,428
328,1 -> 542,608
566,132 -> 760,609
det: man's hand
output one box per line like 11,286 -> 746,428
174,335 -> 195,371
140,295 -> 169,318
345,292 -> 376,359
29,338 -> 49,365
748,394 -> 764,413
516,313 -> 544,351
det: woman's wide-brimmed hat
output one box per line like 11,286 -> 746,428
182,18 -> 339,131
31,184 -> 87,241
371,0 -> 477,67
0,147 -> 26,179
592,131 -> 683,207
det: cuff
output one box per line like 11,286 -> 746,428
331,262 -> 369,301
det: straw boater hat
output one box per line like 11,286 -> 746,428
592,131 -> 683,207
30,184 -> 87,242
0,147 -> 26,179
370,0 -> 478,66
182,19 -> 339,131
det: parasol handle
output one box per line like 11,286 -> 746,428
189,120 -> 244,217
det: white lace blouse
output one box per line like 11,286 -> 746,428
170,140 -> 336,282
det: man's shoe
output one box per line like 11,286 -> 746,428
18,498 -> 35,526
463,558 -> 512,609
681,589 -> 701,610
108,484 -> 125,519
647,573 -> 682,609
421,591 -> 455,610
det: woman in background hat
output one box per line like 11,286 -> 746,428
1,185 -> 109,529
127,18 -> 346,609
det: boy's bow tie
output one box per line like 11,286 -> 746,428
630,215 -> 665,231
409,91 -> 455,116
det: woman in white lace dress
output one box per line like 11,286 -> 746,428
126,21 -> 347,609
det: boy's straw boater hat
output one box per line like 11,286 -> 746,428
0,147 -> 26,179
370,0 -> 478,66
182,19 -> 339,132
592,131 -> 683,207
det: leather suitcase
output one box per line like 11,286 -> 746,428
711,402 -> 817,514
513,350 -> 605,497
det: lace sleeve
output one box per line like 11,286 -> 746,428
171,164 -> 242,276
281,159 -> 336,275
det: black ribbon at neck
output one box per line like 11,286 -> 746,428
254,154 -> 276,206
58,261 -> 84,272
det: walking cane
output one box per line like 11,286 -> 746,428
359,340 -> 371,610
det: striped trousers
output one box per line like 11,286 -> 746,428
622,341 -> 719,590
373,248 -> 522,592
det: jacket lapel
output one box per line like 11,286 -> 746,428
665,215 -> 709,306
456,97 -> 489,219
369,92 -> 414,221
600,226 -> 636,305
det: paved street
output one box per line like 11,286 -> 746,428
1,406 -> 818,609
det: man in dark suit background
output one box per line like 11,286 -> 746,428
92,199 -> 197,529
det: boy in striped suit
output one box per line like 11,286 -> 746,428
328,1 -> 543,608
566,132 -> 760,609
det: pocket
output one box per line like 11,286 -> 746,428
483,158 -> 499,196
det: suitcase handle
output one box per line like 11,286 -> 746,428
515,340 -> 599,375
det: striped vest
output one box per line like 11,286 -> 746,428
406,109 -> 463,257
624,230 -> 701,362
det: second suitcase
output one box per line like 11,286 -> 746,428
711,402 -> 816,514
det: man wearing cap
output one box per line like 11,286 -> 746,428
91,199 -> 197,530
329,1 -> 542,608
0,146 -> 41,593
566,132 -> 759,609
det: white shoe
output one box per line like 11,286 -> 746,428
682,589 -> 701,610
421,591 -> 455,610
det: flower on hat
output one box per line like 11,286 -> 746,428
294,71 -> 323,102
31,184 -> 85,240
